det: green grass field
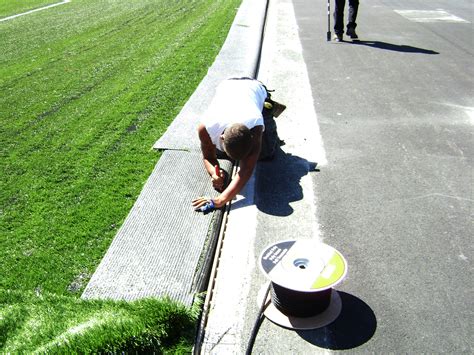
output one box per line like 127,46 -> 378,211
0,0 -> 240,351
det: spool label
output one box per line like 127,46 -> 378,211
311,251 -> 346,289
261,240 -> 296,273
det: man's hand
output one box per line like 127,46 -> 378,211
192,197 -> 216,214
212,165 -> 225,192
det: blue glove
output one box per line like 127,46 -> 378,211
192,197 -> 216,214
199,200 -> 215,214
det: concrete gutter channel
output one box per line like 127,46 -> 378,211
82,0 -> 270,325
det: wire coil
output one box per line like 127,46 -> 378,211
270,282 -> 332,318
259,240 -> 347,322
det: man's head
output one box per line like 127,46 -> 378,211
221,123 -> 252,161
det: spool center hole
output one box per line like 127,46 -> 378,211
293,258 -> 309,270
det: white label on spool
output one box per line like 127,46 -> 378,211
320,264 -> 336,279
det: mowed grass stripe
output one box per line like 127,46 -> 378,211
0,0 -> 241,295
0,0 -> 60,19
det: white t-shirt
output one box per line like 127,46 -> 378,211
202,79 -> 267,151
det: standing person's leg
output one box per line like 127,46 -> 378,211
347,0 -> 359,32
333,0 -> 345,38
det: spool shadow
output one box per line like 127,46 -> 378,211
297,291 -> 377,350
255,147 -> 319,217
352,40 -> 439,55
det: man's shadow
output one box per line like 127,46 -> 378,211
255,147 -> 318,216
352,40 -> 439,55
297,291 -> 377,350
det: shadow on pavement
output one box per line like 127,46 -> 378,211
352,40 -> 439,54
297,291 -> 377,350
255,147 -> 319,216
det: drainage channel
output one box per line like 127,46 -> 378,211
193,163 -> 238,355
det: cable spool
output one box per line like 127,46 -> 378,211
258,239 -> 347,329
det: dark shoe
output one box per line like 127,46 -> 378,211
346,27 -> 359,40
333,33 -> 343,42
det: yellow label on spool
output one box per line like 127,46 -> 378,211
311,251 -> 346,290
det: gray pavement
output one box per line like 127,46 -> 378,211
203,0 -> 473,353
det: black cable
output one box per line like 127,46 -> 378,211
245,282 -> 334,354
271,283 -> 332,318
253,0 -> 271,79
245,282 -> 271,355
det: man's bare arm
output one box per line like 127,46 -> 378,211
212,125 -> 263,208
197,123 -> 225,191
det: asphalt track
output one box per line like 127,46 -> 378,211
203,0 -> 472,353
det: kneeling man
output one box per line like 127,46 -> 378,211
192,78 -> 282,213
